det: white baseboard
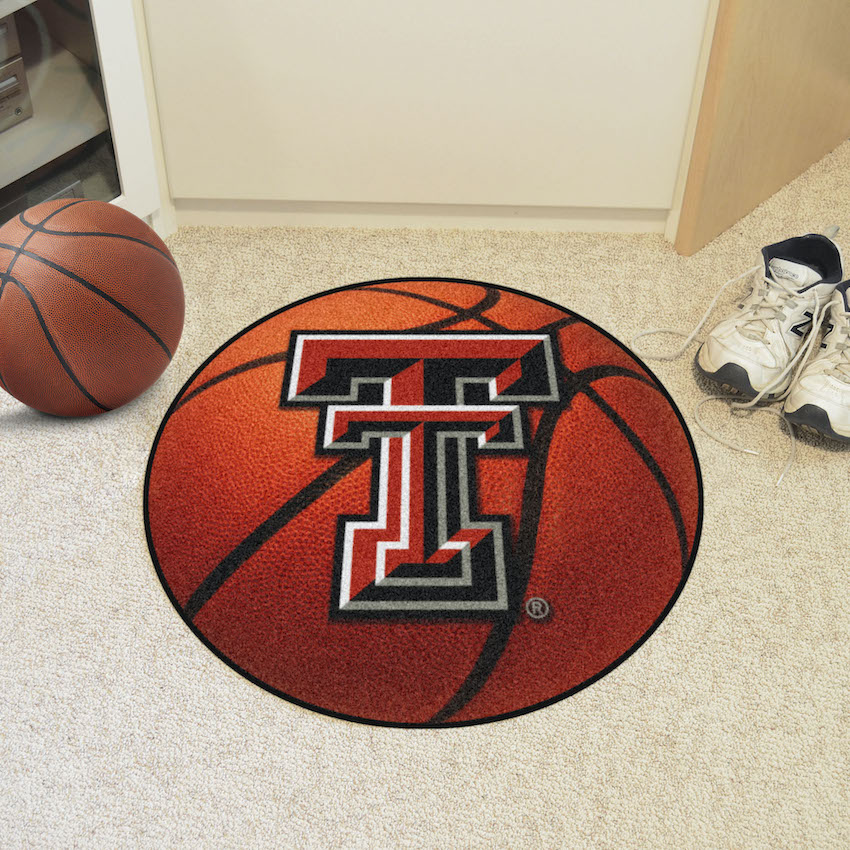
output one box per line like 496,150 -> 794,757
173,199 -> 668,233
147,201 -> 177,239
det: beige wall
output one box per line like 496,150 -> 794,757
143,0 -> 711,227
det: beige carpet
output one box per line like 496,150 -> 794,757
2,141 -> 849,849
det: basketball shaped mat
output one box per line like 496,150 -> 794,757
145,278 -> 702,727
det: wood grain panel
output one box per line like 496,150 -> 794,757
674,0 -> 850,255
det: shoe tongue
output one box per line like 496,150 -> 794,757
837,281 -> 850,312
768,258 -> 822,288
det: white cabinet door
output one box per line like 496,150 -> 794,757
145,0 -> 710,211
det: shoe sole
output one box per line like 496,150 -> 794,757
693,358 -> 781,401
784,404 -> 850,443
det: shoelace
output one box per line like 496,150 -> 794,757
631,264 -> 759,362
631,265 -> 828,486
738,275 -> 804,341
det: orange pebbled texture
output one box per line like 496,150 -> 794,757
0,199 -> 184,416
146,279 -> 702,727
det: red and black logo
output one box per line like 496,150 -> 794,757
282,332 -> 560,618
145,278 -> 702,727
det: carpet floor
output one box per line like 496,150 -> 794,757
2,141 -> 849,848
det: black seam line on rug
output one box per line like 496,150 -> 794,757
574,364 -> 659,390
168,300 -> 580,411
429,403 -> 563,723
174,352 -> 289,411
411,287 -> 504,332
430,368 -> 689,723
369,286 -> 506,331
581,384 -> 690,567
183,455 -> 369,622
2,200 -> 84,290
8,277 -> 110,411
172,345 -> 648,623
537,316 -> 581,333
19,209 -> 178,268
0,240 -> 173,360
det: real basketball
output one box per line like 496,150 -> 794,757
0,199 -> 184,417
145,278 -> 702,727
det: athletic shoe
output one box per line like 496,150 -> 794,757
695,234 -> 844,400
783,280 -> 850,442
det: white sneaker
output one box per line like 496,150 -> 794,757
783,281 -> 850,442
695,234 -> 844,400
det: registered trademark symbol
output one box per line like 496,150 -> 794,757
525,597 -> 550,620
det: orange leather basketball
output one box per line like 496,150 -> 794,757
0,199 -> 184,417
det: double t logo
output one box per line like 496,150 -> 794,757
281,331 -> 561,617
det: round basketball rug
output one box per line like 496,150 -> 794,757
144,278 -> 702,727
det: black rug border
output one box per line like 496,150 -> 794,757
143,276 -> 704,729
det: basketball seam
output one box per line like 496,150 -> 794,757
171,285 -> 510,411
3,202 -> 86,395
0,240 -> 175,359
19,209 -> 177,268
31,199 -> 87,226
369,285 -> 488,312
431,365 -> 686,722
175,352 -> 289,411
538,316 -> 581,334
370,285 -> 505,331
411,287 -> 503,331
368,287 -> 582,337
1,200 -> 84,287
575,364 -> 659,389
172,366 -> 667,635
183,455 -> 369,621
582,383 -> 690,566
429,402 -> 563,722
145,277 -> 700,727
0,271 -> 13,388
175,288 -> 508,621
169,292 -> 668,636
165,318 -> 586,412
6,274 -> 109,411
